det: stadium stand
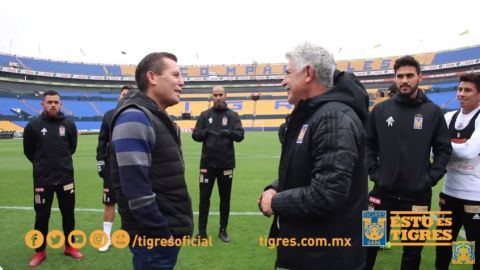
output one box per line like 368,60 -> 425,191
0,53 -> 122,76
432,46 -> 480,64
1,44 -> 478,131
61,100 -> 98,117
19,58 -> 105,75
0,120 -> 23,132
0,98 -> 23,116
1,45 -> 479,79
12,121 -> 29,128
427,92 -> 460,110
94,101 -> 117,114
120,65 -> 136,76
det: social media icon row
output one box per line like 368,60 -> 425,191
25,229 -> 130,249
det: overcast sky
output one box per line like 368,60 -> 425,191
1,0 -> 479,66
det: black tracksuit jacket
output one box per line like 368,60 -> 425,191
23,112 -> 77,186
367,91 -> 452,202
192,105 -> 244,168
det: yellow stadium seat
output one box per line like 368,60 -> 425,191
0,121 -> 24,132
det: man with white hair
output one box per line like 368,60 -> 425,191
259,42 -> 369,269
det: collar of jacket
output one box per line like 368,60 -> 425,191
212,102 -> 228,112
120,90 -> 168,115
119,90 -> 180,144
40,111 -> 66,121
290,70 -> 369,122
393,89 -> 431,106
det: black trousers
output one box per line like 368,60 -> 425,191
198,168 -> 233,234
435,192 -> 480,270
365,195 -> 430,270
33,182 -> 76,252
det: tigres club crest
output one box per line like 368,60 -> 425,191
362,210 -> 387,247
452,241 -> 475,265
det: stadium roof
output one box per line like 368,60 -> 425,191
1,0 -> 479,65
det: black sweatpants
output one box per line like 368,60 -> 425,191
365,195 -> 430,270
33,182 -> 76,252
198,168 -> 233,234
435,192 -> 480,270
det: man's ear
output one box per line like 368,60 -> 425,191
146,71 -> 156,86
304,65 -> 316,83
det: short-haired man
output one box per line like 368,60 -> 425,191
366,55 -> 452,270
192,85 -> 244,242
110,52 -> 193,269
436,74 -> 480,269
96,85 -> 131,252
23,90 -> 83,267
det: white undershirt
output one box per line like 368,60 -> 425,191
443,107 -> 480,201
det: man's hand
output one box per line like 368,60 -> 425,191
97,160 -> 106,179
258,188 -> 277,217
218,129 -> 231,137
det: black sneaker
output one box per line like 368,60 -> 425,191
192,233 -> 208,245
219,229 -> 230,243
195,233 -> 207,239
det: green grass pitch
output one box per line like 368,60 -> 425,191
0,132 -> 469,269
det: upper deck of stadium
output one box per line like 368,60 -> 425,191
0,44 -> 479,80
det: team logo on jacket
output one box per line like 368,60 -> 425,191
413,114 -> 423,130
59,125 -> 66,136
451,241 -> 475,265
386,116 -> 394,127
208,117 -> 213,124
222,116 -> 228,126
296,124 -> 309,144
362,210 -> 387,247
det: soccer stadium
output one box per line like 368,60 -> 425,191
1,45 -> 478,133
0,44 -> 479,270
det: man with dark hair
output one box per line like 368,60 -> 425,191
96,85 -> 131,252
259,42 -> 369,269
23,90 -> 83,267
436,74 -> 480,269
192,85 -> 244,243
110,52 -> 193,269
366,55 -> 452,270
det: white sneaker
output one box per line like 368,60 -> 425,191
98,239 -> 112,252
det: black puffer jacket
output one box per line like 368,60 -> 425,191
267,71 -> 369,270
23,112 -> 77,186
367,90 -> 452,202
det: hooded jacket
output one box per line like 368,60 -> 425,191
367,90 -> 452,202
23,112 -> 77,186
267,71 -> 369,270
